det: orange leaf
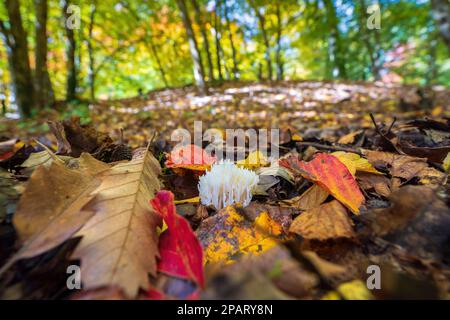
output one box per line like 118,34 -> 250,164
279,153 -> 364,214
165,144 -> 216,172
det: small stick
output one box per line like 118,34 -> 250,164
34,139 -> 64,163
296,141 -> 362,155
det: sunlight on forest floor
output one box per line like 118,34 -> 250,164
1,81 -> 449,149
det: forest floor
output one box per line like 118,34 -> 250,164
0,80 -> 449,300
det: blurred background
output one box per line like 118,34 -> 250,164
0,0 -> 449,119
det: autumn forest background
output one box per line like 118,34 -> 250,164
0,0 -> 449,119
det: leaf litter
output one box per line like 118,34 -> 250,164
0,81 -> 449,299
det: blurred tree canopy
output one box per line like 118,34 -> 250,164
0,0 -> 449,117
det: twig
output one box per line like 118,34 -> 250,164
295,142 -> 362,155
34,139 -> 64,163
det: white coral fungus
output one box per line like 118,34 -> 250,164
198,160 -> 259,210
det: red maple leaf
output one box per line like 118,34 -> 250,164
150,190 -> 204,288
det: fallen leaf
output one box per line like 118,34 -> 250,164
359,185 -> 450,262
332,151 -> 382,176
236,150 -> 269,169
280,153 -> 365,214
0,170 -> 22,223
356,172 -> 391,197
283,184 -> 329,210
21,149 -> 73,176
197,206 -> 283,264
322,280 -> 374,300
363,150 -> 428,181
165,144 -> 216,172
338,130 -> 363,144
150,191 -> 204,287
289,200 -> 355,241
13,154 -> 108,252
71,148 -> 162,297
443,152 -> 450,173
398,141 -> 450,163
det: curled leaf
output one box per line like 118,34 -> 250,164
280,153 -> 364,214
150,191 -> 204,287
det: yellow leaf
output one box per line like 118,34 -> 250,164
174,196 -> 200,205
200,206 -> 281,264
292,134 -> 303,141
431,106 -> 443,117
332,151 -> 382,176
338,130 -> 362,145
237,150 -> 269,169
156,220 -> 168,236
322,280 -> 374,300
444,152 -> 450,173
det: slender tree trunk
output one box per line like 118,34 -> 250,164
0,0 -> 35,118
357,0 -> 379,80
323,0 -> 347,79
430,0 -> 450,52
251,2 -> 272,81
34,0 -> 54,108
175,0 -> 206,92
223,2 -> 239,79
148,36 -> 169,88
427,30 -> 438,84
62,0 -> 77,101
213,1 -> 224,81
275,2 -> 284,81
88,2 -> 96,101
191,0 -> 214,82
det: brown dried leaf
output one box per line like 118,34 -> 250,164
359,185 -> 450,262
13,154 -> 108,248
71,148 -> 162,297
289,200 -> 355,241
1,154 -> 109,273
363,150 -> 428,181
284,184 -> 329,211
21,150 -> 73,176
356,172 -> 391,197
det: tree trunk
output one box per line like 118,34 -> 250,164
251,2 -> 272,81
148,36 -> 169,88
0,0 -> 35,118
223,2 -> 239,79
191,0 -> 215,82
34,0 -> 54,108
275,2 -> 284,81
88,2 -> 96,101
62,0 -> 77,101
430,0 -> 450,52
213,1 -> 224,81
323,0 -> 347,79
175,0 -> 206,92
357,0 -> 380,80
